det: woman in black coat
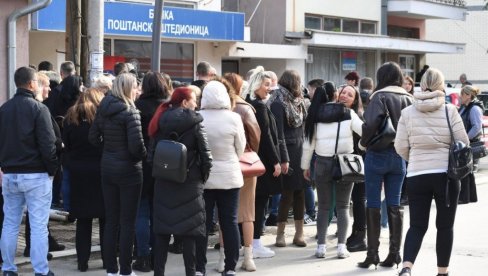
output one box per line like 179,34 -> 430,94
63,88 -> 105,272
267,70 -> 307,247
89,73 -> 146,276
133,72 -> 170,271
147,87 -> 212,276
245,67 -> 283,257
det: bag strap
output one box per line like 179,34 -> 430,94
334,120 -> 341,155
445,105 -> 455,145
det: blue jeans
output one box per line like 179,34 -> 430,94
269,194 -> 281,216
304,185 -> 316,218
196,188 -> 240,273
135,196 -> 152,257
1,173 -> 52,274
61,168 -> 70,212
381,199 -> 388,228
365,148 -> 406,208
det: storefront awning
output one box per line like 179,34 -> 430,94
32,0 -> 245,41
303,31 -> 465,54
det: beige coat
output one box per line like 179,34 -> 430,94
395,90 -> 469,176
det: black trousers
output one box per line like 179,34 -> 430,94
154,234 -> 196,276
101,174 -> 142,275
76,218 -> 105,266
254,194 -> 270,239
403,173 -> 459,267
351,182 -> 366,232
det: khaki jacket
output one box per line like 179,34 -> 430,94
395,90 -> 469,175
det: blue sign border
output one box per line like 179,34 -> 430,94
32,0 -> 244,41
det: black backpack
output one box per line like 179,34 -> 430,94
152,127 -> 195,183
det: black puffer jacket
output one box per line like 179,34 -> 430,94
149,107 -> 212,236
360,86 -> 413,150
89,94 -> 146,179
135,94 -> 166,198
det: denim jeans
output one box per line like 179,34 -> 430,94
304,185 -> 316,218
196,188 -> 240,273
1,173 -> 52,274
364,148 -> 406,208
269,194 -> 281,216
135,196 -> 152,257
61,168 -> 70,211
381,199 -> 388,228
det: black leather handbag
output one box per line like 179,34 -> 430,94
368,97 -> 396,151
470,140 -> 488,160
445,105 -> 473,182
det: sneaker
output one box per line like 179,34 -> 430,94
253,245 -> 275,258
3,271 -> 19,276
107,274 -> 118,276
120,273 -> 137,276
195,272 -> 205,276
315,244 -> 326,258
287,210 -> 294,218
337,244 -> 350,259
222,270 -> 236,276
303,214 -> 316,226
34,271 -> 54,276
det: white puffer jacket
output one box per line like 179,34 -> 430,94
301,107 -> 363,170
395,90 -> 469,177
199,81 -> 246,190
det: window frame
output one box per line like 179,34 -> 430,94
305,14 -> 377,35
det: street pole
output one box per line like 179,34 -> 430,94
87,0 -> 104,87
151,0 -> 164,72
66,0 -> 81,74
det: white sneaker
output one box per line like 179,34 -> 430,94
107,274 -> 119,276
253,245 -> 275,258
120,273 -> 137,276
224,270 -> 236,275
337,243 -> 350,259
304,214 -> 317,226
315,244 -> 326,258
195,272 -> 205,276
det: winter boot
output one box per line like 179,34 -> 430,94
241,246 -> 256,271
275,222 -> 287,247
357,208 -> 381,269
379,206 -> 403,268
292,220 -> 307,247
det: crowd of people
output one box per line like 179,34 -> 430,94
0,59 -> 483,276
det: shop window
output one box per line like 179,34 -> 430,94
305,16 -> 322,30
343,19 -> 359,33
323,17 -> 341,32
399,55 -> 415,79
361,22 -> 376,34
111,40 -> 194,82
104,39 -> 112,56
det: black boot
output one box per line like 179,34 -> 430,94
346,229 -> 357,246
347,229 -> 367,252
379,206 -> 403,268
132,255 -> 152,272
357,208 -> 381,269
48,232 -> 65,252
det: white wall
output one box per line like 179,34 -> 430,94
29,31 -> 66,73
425,0 -> 488,90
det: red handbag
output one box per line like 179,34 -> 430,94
239,151 -> 266,177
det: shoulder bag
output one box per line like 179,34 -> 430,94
152,127 -> 196,183
445,105 -> 473,182
368,96 -> 396,151
240,147 -> 266,177
331,118 -> 365,183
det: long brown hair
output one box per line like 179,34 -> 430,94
278,70 -> 302,97
64,88 -> 105,126
212,75 -> 237,109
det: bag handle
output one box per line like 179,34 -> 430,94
334,120 -> 341,155
445,105 -> 455,146
344,155 -> 362,174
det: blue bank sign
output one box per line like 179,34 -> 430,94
32,0 -> 245,41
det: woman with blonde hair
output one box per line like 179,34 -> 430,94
63,88 -> 106,272
395,68 -> 468,276
89,73 -> 146,276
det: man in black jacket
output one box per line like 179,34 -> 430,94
0,66 -> 58,276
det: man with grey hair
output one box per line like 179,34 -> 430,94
459,73 -> 472,87
192,61 -> 215,90
59,61 -> 75,80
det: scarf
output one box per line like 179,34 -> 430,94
267,85 -> 307,128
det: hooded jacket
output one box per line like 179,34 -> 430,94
395,90 -> 469,176
89,94 -> 146,176
199,81 -> 246,190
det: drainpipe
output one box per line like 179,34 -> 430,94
7,0 -> 52,100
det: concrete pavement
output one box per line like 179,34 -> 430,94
15,161 -> 488,275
